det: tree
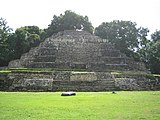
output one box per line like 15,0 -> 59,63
95,20 -> 149,58
7,26 -> 42,59
43,10 -> 94,39
0,17 -> 13,66
0,17 -> 12,32
135,27 -> 150,61
0,19 -> 43,67
151,30 -> 160,42
147,40 -> 160,73
136,29 -> 160,73
145,30 -> 160,73
0,17 -> 12,47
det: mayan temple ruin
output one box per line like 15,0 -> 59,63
8,30 -> 146,71
0,30 -> 159,91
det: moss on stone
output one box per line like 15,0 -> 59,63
111,71 -> 160,77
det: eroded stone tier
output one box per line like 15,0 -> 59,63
8,30 -> 146,71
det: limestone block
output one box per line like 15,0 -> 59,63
8,59 -> 23,68
70,72 -> 97,81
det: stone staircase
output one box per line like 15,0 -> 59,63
5,30 -> 149,92
8,30 -> 146,72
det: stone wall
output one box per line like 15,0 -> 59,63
7,71 -> 115,92
0,71 -> 159,91
114,74 -> 160,90
0,73 -> 13,91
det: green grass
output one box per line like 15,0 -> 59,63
0,92 -> 160,120
0,70 -> 11,73
8,68 -> 87,72
111,71 -> 160,77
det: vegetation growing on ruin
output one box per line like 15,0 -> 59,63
0,68 -> 87,74
111,71 -> 160,77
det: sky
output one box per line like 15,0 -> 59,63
0,0 -> 160,34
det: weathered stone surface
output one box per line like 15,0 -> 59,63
8,30 -> 146,71
114,74 -> 160,90
4,30 -> 155,92
0,71 -> 159,91
8,59 -> 23,68
0,71 -> 115,91
0,73 -> 13,91
70,72 -> 97,81
7,72 -> 53,91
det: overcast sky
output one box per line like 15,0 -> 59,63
0,0 -> 160,33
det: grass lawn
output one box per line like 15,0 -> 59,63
0,91 -> 160,120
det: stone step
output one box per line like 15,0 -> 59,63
89,63 -> 128,71
28,62 -> 69,68
102,57 -> 127,64
34,55 -> 56,62
28,62 -> 129,70
53,80 -> 115,84
37,48 -> 57,56
101,50 -> 121,57
40,41 -> 56,48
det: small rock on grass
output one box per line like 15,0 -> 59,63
61,92 -> 76,96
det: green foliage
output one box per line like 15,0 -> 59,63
43,10 -> 94,39
0,68 -> 87,74
0,17 -> 13,66
22,26 -> 41,35
95,20 -> 149,59
138,27 -> 150,48
0,21 -> 43,66
151,30 -> 160,42
147,40 -> 160,73
0,17 -> 12,33
137,30 -> 160,73
7,26 -> 42,59
111,71 -> 160,77
0,92 -> 160,120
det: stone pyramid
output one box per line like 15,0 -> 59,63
5,30 -> 160,92
9,30 -> 146,71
